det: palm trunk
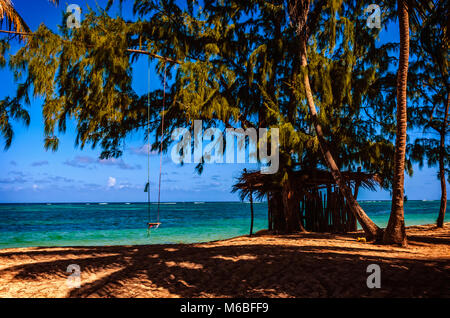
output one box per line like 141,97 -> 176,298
249,191 -> 254,236
354,167 -> 362,199
299,38 -> 382,241
437,93 -> 449,227
268,192 -> 273,231
383,0 -> 409,246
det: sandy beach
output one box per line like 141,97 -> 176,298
0,223 -> 449,298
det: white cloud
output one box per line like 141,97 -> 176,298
31,161 -> 49,167
128,145 -> 157,156
107,177 -> 117,188
98,158 -> 141,170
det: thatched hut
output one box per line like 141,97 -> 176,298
232,168 -> 381,234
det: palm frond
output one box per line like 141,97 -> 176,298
0,0 -> 30,34
0,0 -> 59,35
232,168 -> 382,202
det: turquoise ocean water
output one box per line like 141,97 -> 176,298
0,201 -> 446,249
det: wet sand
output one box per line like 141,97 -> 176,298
0,223 -> 449,298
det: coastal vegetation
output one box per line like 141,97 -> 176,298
0,0 -> 448,245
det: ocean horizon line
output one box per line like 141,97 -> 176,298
0,199 -> 443,205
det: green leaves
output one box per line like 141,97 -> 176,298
0,38 -> 8,67
6,9 -> 144,156
407,0 -> 449,174
0,97 -> 29,149
2,0 -> 440,190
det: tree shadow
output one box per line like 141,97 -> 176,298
407,234 -> 450,245
1,237 -> 448,298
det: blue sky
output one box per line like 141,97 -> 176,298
0,0 -> 448,203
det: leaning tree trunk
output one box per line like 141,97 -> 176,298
437,93 -> 449,227
268,192 -> 273,231
289,0 -> 381,241
383,0 -> 409,246
299,37 -> 382,241
270,191 -> 285,233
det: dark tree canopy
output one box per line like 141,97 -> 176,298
0,0 -> 442,191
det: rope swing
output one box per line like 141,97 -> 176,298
0,28 -> 181,236
146,58 -> 168,234
157,62 -> 168,223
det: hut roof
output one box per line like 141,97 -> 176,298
232,169 -> 381,200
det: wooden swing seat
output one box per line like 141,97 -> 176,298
145,60 -> 167,235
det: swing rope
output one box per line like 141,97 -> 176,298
157,62 -> 167,224
147,59 -> 167,233
146,56 -> 152,226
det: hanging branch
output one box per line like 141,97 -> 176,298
0,29 -> 181,64
0,30 -> 30,36
126,49 -> 181,64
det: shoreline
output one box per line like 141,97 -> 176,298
0,200 -> 443,204
0,223 -> 449,298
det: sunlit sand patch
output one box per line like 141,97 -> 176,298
164,261 -> 203,269
251,288 -> 292,298
212,254 -> 258,262
120,276 -> 178,298
178,279 -> 194,288
0,273 -> 68,297
0,252 -> 121,271
0,263 -> 124,298
66,267 -> 125,298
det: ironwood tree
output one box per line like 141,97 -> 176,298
1,0 -> 436,239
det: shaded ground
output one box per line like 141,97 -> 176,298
0,223 -> 449,298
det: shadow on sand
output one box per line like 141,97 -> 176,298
0,229 -> 449,298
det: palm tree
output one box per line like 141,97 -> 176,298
437,95 -> 449,227
383,0 -> 434,246
0,0 -> 28,33
0,0 -> 59,34
408,0 -> 449,228
383,0 -> 410,246
288,0 -> 383,241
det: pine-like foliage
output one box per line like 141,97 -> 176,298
1,0 -> 403,190
408,0 -> 449,180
